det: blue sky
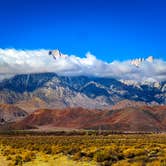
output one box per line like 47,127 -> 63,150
0,0 -> 166,61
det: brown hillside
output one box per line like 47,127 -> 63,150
13,105 -> 166,132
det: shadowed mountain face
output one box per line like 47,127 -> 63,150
0,73 -> 56,93
0,73 -> 165,112
13,106 -> 166,132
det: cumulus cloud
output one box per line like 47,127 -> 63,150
0,48 -> 166,82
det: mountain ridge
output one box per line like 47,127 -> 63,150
0,72 -> 165,113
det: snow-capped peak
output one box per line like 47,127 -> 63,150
130,56 -> 154,67
48,49 -> 67,60
146,56 -> 154,63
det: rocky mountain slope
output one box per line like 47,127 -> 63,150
0,104 -> 27,123
0,73 -> 165,112
13,105 -> 166,132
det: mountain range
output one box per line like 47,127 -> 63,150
0,71 -> 165,132
0,72 -> 165,112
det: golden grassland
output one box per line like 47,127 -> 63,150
0,133 -> 166,165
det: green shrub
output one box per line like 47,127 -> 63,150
72,152 -> 85,160
93,150 -> 111,162
160,159 -> 166,166
14,155 -> 23,165
22,151 -> 35,162
6,155 -> 12,160
123,148 -> 136,158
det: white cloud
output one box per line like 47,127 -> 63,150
0,48 -> 166,82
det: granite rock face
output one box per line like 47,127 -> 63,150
0,73 -> 165,112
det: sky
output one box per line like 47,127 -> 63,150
0,0 -> 166,61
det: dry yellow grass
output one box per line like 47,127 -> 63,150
1,134 -> 166,166
23,153 -> 97,166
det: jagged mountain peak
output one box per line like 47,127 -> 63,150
130,55 -> 154,67
146,56 -> 154,63
48,49 -> 67,60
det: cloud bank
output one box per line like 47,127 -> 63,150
0,48 -> 166,82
